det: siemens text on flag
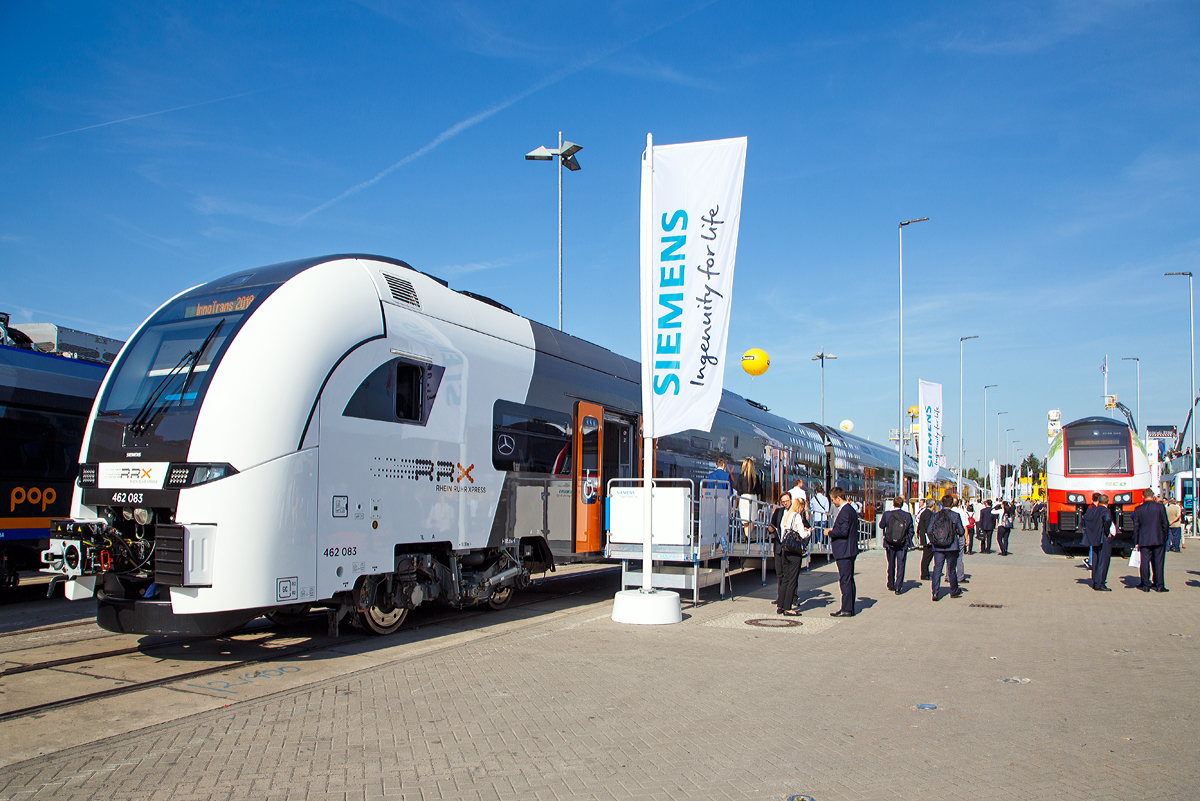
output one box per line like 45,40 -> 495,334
917,379 -> 943,484
640,136 -> 747,439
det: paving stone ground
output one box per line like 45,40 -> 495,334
1,526 -> 1197,800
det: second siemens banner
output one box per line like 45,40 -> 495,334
918,379 -> 943,484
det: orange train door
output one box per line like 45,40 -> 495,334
573,401 -> 604,553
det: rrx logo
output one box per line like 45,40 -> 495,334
394,459 -> 475,484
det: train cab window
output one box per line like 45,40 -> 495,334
492,400 -> 572,474
395,363 -> 423,421
343,357 -> 444,426
1065,426 -> 1130,474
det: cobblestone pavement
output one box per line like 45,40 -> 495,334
2,527 -> 1197,800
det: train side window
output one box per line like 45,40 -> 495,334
344,357 -> 445,426
492,400 -> 572,474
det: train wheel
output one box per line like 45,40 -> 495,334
487,585 -> 514,610
358,602 -> 407,635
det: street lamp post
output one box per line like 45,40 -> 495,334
959,335 -> 979,498
812,348 -> 837,428
1122,357 -> 1141,432
526,133 -> 583,331
898,217 -> 929,501
996,411 -> 1008,499
1166,271 -> 1195,536
983,385 -> 997,494
1005,428 -> 1015,495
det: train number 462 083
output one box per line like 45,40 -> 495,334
323,546 -> 356,557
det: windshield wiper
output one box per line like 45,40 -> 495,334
128,318 -> 227,436
176,318 -> 225,409
128,351 -> 194,435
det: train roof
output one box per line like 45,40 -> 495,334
207,254 -> 914,466
1063,416 -> 1130,429
0,342 -> 109,413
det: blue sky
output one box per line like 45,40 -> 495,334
3,1 -> 1198,472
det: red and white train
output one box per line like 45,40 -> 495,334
1044,415 -> 1151,551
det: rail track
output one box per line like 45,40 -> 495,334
0,565 -> 620,724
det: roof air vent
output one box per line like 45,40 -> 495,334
382,273 -> 421,308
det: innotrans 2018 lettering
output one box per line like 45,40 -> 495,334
186,294 -> 256,318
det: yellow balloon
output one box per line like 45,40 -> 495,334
908,405 -> 920,418
742,348 -> 769,376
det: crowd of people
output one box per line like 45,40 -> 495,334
761,486 -> 1188,618
707,458 -> 1187,616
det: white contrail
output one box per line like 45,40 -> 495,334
38,90 -> 262,139
297,2 -> 719,224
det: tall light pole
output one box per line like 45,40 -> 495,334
1122,357 -> 1141,433
1166,271 -> 1196,536
959,335 -> 979,497
812,348 -> 837,428
1005,428 -> 1015,494
526,133 -> 582,331
996,411 -> 1008,499
898,216 -> 929,501
984,384 -> 997,493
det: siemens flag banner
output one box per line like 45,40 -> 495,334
917,379 -> 943,483
639,135 -> 747,438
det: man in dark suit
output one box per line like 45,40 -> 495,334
1133,489 -> 1170,592
880,497 -> 914,595
1081,492 -> 1114,591
828,487 -> 860,617
977,502 -> 996,553
917,498 -> 937,580
930,495 -> 966,601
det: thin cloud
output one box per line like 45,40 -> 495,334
297,1 -> 720,224
38,90 -> 263,139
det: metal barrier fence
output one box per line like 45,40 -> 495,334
606,482 -> 879,602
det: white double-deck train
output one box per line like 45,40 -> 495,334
44,255 -> 923,635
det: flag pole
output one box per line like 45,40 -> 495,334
642,132 -> 655,593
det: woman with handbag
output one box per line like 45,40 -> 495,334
776,498 -> 811,615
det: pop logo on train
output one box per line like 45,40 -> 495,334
10,486 -> 57,512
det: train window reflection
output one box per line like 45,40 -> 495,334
0,405 -> 87,481
492,400 -> 572,475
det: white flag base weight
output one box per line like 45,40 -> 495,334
611,589 -> 682,625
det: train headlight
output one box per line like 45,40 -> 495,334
1067,493 -> 1084,504
79,463 -> 98,488
132,507 -> 154,526
1117,493 -> 1133,504
163,463 -> 238,488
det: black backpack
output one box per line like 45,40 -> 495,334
884,513 -> 908,546
928,510 -> 957,548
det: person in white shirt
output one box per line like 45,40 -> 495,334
789,478 -> 808,504
809,490 -> 830,529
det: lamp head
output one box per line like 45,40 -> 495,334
558,141 -> 582,159
525,146 -> 555,161
561,154 -> 581,171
